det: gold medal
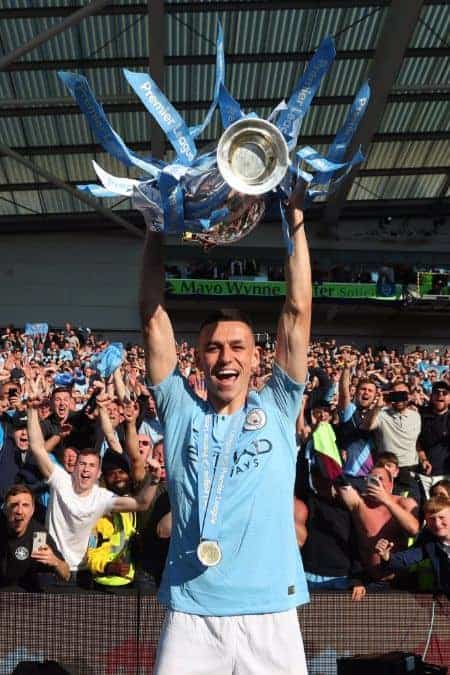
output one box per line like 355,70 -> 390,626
197,540 -> 222,567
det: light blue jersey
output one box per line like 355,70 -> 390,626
150,363 -> 309,616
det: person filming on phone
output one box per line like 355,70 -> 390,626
0,484 -> 70,591
336,466 -> 419,574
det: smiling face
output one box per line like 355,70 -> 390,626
425,507 -> 450,543
72,452 -> 101,495
52,391 -> 72,421
197,321 -> 259,414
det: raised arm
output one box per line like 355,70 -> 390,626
139,231 -> 177,385
112,457 -> 161,513
338,353 -> 357,413
27,405 -> 55,479
274,184 -> 312,383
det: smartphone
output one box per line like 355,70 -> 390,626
32,531 -> 47,553
367,475 -> 380,488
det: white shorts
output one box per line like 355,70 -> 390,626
154,608 -> 308,675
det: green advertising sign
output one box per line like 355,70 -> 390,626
166,279 -> 402,300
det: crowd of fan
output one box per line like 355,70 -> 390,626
0,323 -> 449,598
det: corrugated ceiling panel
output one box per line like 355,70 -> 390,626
348,176 -> 388,200
319,58 -> 371,97
20,116 -> 60,147
0,194 -> 16,217
382,174 -> 446,200
334,6 -> 386,51
0,117 -> 25,147
301,104 -> 348,136
10,190 -> 44,215
0,73 -> 15,99
395,56 -> 448,89
410,5 -> 449,48
1,159 -> 36,185
380,100 -> 449,133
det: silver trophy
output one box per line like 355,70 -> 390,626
59,27 -> 369,250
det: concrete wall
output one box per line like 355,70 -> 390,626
1,227 -> 449,346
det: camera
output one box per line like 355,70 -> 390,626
387,391 -> 409,403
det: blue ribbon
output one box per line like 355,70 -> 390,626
218,83 -> 244,129
158,171 -> 185,232
306,81 -> 370,202
189,24 -> 225,139
89,343 -> 125,379
198,408 -> 246,546
124,70 -> 197,166
276,36 -> 336,145
58,71 -> 162,178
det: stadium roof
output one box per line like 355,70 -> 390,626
0,0 -> 448,236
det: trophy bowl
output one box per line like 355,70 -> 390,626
217,118 -> 290,196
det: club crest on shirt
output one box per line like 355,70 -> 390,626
15,546 -> 29,561
244,408 -> 267,431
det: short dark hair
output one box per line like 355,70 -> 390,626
5,484 -> 35,504
376,452 -> 399,467
199,309 -> 254,333
52,387 -> 73,397
430,479 -> 450,498
76,448 -> 101,463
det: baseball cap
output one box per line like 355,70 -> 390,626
432,381 -> 449,393
11,411 -> 27,429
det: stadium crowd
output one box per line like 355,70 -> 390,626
0,323 -> 449,598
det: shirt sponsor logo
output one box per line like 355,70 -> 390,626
15,546 -> 29,561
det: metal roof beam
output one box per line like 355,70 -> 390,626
4,48 -> 449,72
324,0 -> 425,231
1,92 -> 448,118
0,198 -> 448,233
4,132 -> 446,157
3,166 -> 448,193
0,0 -> 111,71
0,0 -> 443,19
0,143 -> 143,238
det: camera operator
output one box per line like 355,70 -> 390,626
361,382 -> 421,483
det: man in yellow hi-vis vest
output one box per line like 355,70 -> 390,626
86,450 -> 137,588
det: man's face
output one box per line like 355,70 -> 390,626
0,393 -> 8,414
431,388 -> 449,414
356,382 -> 377,408
103,468 -> 130,496
13,428 -> 29,452
197,321 -> 259,410
152,441 -> 166,480
6,492 -> 34,537
62,447 -> 78,474
106,401 -> 121,427
383,461 -> 399,479
137,434 -> 152,461
425,507 -> 450,542
390,384 -> 409,412
431,485 -> 450,499
72,453 -> 101,493
53,391 -> 72,420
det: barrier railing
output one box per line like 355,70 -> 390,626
1,591 -> 449,674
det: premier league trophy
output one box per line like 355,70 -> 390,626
58,25 -> 370,252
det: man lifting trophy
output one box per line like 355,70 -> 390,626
58,23 -> 371,674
